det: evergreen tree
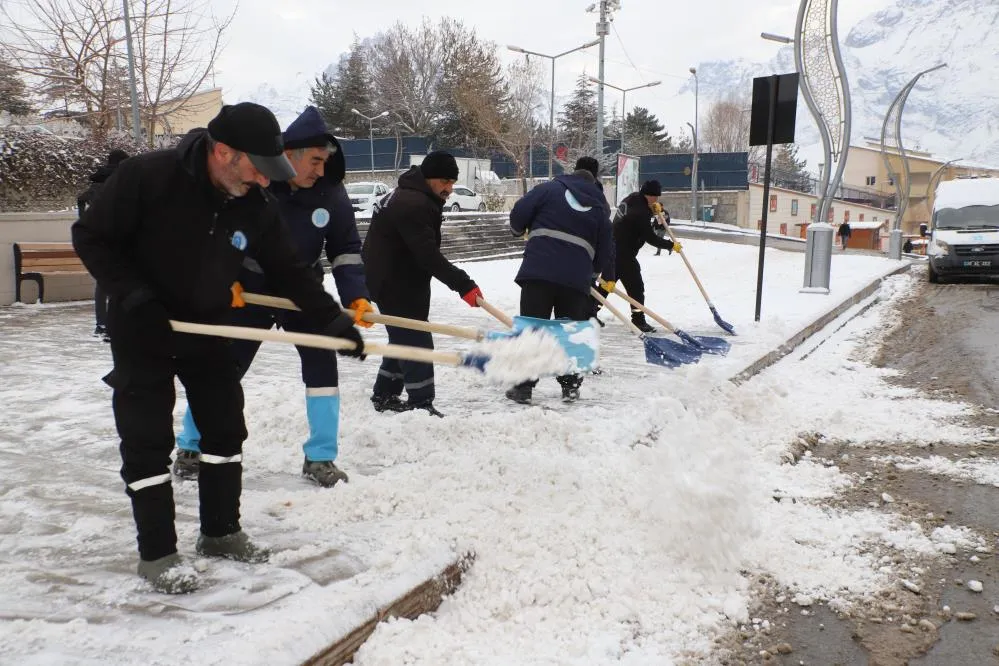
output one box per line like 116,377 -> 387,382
772,143 -> 810,190
0,63 -> 33,116
558,75 -> 597,152
623,106 -> 673,155
309,40 -> 373,138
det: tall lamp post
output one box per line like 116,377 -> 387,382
351,108 -> 389,179
121,0 -> 142,145
926,157 -> 962,213
689,67 -> 699,225
586,77 -> 661,155
879,63 -> 947,259
507,39 -> 600,179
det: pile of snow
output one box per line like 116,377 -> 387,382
476,328 -> 571,383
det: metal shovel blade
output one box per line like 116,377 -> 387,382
643,335 -> 702,367
484,316 -> 599,373
674,329 -> 731,355
710,306 -> 736,335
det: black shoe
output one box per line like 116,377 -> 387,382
631,313 -> 656,333
505,386 -> 532,404
407,400 -> 444,418
560,384 -> 580,402
371,394 -> 408,413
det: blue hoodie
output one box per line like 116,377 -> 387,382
509,172 -> 615,294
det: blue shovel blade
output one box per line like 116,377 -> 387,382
675,329 -> 731,355
643,335 -> 701,368
511,316 -> 599,373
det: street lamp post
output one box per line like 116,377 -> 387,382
351,109 -> 389,179
689,67 -> 699,225
507,39 -> 600,180
586,76 -> 661,155
121,0 -> 142,145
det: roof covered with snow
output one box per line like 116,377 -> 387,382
934,178 -> 999,210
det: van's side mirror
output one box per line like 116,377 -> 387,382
919,223 -> 928,238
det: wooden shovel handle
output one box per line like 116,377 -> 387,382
658,213 -> 713,305
475,296 -> 514,328
169,320 -> 466,366
240,291 -> 483,341
590,288 -> 644,337
610,286 -> 676,334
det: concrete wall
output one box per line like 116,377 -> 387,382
0,212 -> 93,305
658,190 -> 744,225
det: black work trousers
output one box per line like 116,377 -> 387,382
108,311 -> 247,562
516,280 -> 591,391
371,287 -> 435,405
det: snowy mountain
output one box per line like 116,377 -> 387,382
689,0 -> 999,169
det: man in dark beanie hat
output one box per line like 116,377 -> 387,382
597,178 -> 681,332
173,105 -> 370,489
362,150 -> 484,417
72,101 -> 366,594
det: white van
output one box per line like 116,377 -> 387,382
924,177 -> 999,283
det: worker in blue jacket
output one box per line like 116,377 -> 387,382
505,156 -> 615,404
172,106 -> 372,488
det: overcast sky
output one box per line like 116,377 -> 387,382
209,0 -> 894,134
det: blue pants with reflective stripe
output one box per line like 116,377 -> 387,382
176,304 -> 340,461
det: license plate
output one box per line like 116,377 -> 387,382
963,260 -> 991,267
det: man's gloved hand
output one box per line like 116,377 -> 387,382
651,202 -> 663,216
461,285 -> 483,307
131,300 -> 173,349
670,240 -> 682,254
598,277 -> 617,294
348,298 -> 375,329
230,281 -> 245,308
323,313 -> 366,360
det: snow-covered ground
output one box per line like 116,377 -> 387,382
0,241 -> 988,665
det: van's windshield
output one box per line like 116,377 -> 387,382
933,204 -> 999,230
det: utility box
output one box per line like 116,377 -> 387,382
801,222 -> 834,294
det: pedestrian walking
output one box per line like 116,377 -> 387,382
505,156 -> 614,404
838,220 -> 852,250
361,151 -> 483,417
77,148 -> 129,342
172,106 -> 370,488
71,102 -> 366,594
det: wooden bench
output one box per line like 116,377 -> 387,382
13,242 -> 89,303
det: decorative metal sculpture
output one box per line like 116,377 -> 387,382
880,64 -> 948,234
794,0 -> 851,225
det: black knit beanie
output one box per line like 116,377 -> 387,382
640,179 -> 662,197
420,151 -> 460,180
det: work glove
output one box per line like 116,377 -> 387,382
461,285 -> 483,307
323,313 -> 366,360
130,299 -> 173,350
651,202 -> 663,216
348,298 -> 375,329
597,278 -> 617,294
230,281 -> 245,308
671,241 -> 683,254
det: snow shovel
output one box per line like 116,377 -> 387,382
590,288 -> 700,368
657,213 -> 736,335
235,290 -> 597,372
610,287 -> 730,355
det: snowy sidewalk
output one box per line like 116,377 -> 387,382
0,241 -> 942,665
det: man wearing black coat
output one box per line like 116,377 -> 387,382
71,102 -> 366,594
77,148 -> 129,341
606,179 -> 681,332
362,151 -> 483,417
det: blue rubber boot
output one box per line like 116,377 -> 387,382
172,407 -> 201,480
301,390 -> 347,487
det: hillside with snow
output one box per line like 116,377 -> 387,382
692,0 -> 999,169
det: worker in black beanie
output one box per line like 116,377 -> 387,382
361,150 -> 484,417
597,178 -> 681,332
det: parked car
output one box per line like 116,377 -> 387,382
445,186 -> 486,212
346,181 -> 391,214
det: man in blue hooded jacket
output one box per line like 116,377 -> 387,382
172,106 -> 371,488
505,156 -> 615,404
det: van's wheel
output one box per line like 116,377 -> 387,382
928,262 -> 939,283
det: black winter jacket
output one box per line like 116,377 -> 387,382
71,130 -> 343,327
76,164 -> 118,217
361,166 -> 474,301
613,192 -> 674,261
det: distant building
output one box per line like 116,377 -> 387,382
149,87 -> 224,139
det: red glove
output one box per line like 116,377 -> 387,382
461,286 -> 483,307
